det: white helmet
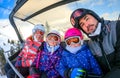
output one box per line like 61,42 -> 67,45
47,30 -> 60,37
32,24 -> 45,34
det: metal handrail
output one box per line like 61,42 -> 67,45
4,52 -> 24,78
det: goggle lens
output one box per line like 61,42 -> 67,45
47,34 -> 59,41
35,30 -> 44,35
66,37 -> 81,45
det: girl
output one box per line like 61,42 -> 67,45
29,30 -> 63,78
56,28 -> 102,78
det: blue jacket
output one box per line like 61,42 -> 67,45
56,44 -> 102,77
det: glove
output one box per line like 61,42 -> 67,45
29,67 -> 40,77
15,60 -> 22,67
15,56 -> 22,67
70,68 -> 86,78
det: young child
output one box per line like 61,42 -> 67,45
56,28 -> 102,78
14,24 -> 45,77
29,30 -> 63,78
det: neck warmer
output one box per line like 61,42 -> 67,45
46,43 -> 60,54
89,23 -> 101,37
33,35 -> 42,44
66,45 -> 82,54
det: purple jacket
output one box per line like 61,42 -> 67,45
32,42 -> 63,78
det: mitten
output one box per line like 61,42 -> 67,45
15,56 -> 22,67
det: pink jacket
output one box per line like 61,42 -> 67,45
15,36 -> 42,67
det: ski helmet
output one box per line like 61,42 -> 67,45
64,28 -> 83,40
46,30 -> 61,44
70,8 -> 101,29
47,30 -> 61,37
32,24 -> 45,34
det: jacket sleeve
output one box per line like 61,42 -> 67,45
31,52 -> 41,67
102,20 -> 120,78
15,51 -> 23,67
87,49 -> 102,76
115,20 -> 120,66
56,57 -> 69,78
18,40 -> 28,58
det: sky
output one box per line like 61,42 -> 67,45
0,0 -> 120,41
0,0 -> 120,19
0,0 -> 17,40
0,0 -> 15,19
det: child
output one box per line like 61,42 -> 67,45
29,30 -> 63,78
56,28 -> 102,78
14,24 -> 45,77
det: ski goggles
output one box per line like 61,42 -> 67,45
35,30 -> 44,35
65,36 -> 81,45
47,34 -> 59,41
71,9 -> 86,26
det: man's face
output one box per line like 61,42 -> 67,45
34,30 -> 44,42
79,14 -> 98,34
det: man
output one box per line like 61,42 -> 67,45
70,8 -> 120,78
4,24 -> 45,78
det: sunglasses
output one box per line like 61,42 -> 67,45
47,34 -> 59,41
65,36 -> 81,45
71,9 -> 85,26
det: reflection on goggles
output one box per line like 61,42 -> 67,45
47,34 -> 59,41
35,30 -> 44,35
65,36 -> 81,45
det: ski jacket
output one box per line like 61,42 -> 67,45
15,36 -> 42,67
32,42 -> 63,78
56,44 -> 102,78
88,20 -> 120,76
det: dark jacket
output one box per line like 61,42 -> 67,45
88,20 -> 120,78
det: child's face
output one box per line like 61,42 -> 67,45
65,36 -> 81,48
34,30 -> 44,42
47,34 -> 60,46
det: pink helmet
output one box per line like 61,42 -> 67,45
64,28 -> 83,40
